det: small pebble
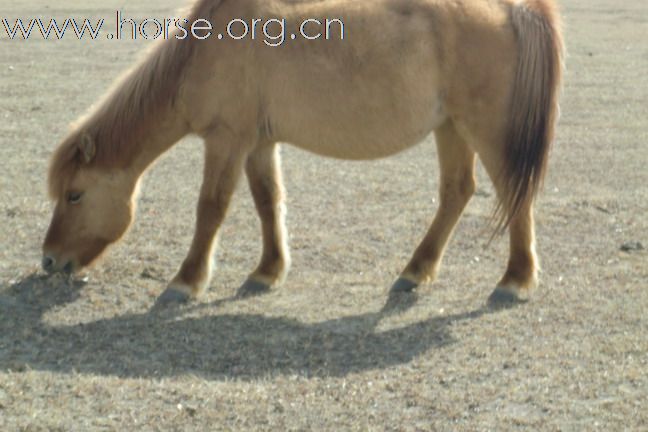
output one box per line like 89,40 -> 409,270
620,242 -> 644,253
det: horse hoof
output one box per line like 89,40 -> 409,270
237,279 -> 271,298
488,285 -> 529,308
155,286 -> 191,307
390,277 -> 418,293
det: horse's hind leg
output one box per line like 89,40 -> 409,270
493,202 -> 537,303
478,151 -> 538,304
157,130 -> 250,305
238,142 -> 290,296
393,121 -> 476,292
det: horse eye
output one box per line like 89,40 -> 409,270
67,191 -> 83,204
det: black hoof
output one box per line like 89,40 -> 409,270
237,279 -> 271,298
155,287 -> 191,307
487,286 -> 528,308
390,277 -> 418,293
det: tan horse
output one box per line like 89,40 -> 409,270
43,0 -> 563,305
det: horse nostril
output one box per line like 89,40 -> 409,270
42,256 -> 55,272
63,261 -> 74,275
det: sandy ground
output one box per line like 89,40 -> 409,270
1,0 -> 646,430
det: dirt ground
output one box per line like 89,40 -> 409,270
1,0 -> 646,430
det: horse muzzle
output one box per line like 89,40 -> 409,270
42,254 -> 74,275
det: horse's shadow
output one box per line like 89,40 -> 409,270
0,274 -> 493,380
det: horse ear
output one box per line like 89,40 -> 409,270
78,134 -> 96,163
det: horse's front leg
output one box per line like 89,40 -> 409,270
157,130 -> 249,304
238,142 -> 290,296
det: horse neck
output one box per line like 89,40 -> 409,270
86,105 -> 189,187
85,51 -> 192,178
127,105 -> 189,175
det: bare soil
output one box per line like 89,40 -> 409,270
1,0 -> 646,430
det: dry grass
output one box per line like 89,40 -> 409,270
1,0 -> 647,430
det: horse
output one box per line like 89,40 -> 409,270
42,0 -> 564,305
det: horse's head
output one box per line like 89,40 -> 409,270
42,133 -> 138,274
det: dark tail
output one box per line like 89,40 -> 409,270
495,0 -> 564,232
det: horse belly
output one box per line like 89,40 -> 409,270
278,84 -> 444,160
